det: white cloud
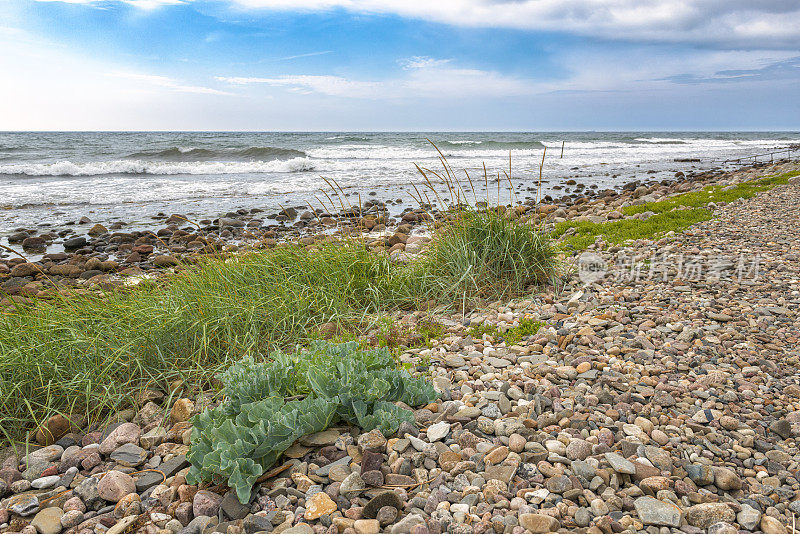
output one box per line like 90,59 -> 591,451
217,48 -> 800,102
279,50 -> 333,61
29,0 -> 800,47
217,60 -> 538,99
33,0 -> 185,7
216,75 -> 384,97
110,71 -> 232,95
400,56 -> 451,70
0,29 -> 231,129
218,0 -> 800,48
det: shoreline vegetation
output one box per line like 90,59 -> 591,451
1,156 -> 799,534
1,155 -> 797,444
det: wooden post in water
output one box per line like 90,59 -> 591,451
560,141 -> 565,159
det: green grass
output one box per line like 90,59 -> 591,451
553,208 -> 712,250
468,317 -> 543,346
370,316 -> 446,350
623,170 -> 797,216
553,169 -> 799,251
0,243 -> 418,443
0,210 -> 558,443
414,209 -> 557,305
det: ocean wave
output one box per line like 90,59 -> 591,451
125,146 -> 307,161
628,137 -> 689,145
0,157 -> 315,177
325,135 -> 371,142
436,140 -> 546,150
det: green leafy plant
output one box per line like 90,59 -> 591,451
469,317 -> 543,345
186,341 -> 436,503
416,319 -> 445,348
367,316 -> 445,350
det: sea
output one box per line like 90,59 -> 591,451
1,131 -> 798,239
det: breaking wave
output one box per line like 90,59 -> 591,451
325,135 -> 371,142
125,146 -> 307,161
436,140 -> 546,150
0,157 -> 315,177
628,138 -> 689,145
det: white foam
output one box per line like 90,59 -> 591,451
0,157 -> 315,176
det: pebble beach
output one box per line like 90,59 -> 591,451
2,159 -> 800,534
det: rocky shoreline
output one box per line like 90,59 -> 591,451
2,159 -> 800,534
1,160 -> 792,309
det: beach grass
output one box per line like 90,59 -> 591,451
413,209 -> 557,307
0,211 -> 556,443
554,169 -> 800,250
0,243 -> 414,443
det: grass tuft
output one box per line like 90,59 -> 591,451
414,209 -> 557,305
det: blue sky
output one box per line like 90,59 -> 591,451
1,0 -> 799,130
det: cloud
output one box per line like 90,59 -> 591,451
30,0 -> 800,48
400,56 -> 451,70
216,75 -> 384,97
279,50 -> 333,61
219,0 -> 800,49
218,49 -> 800,101
217,60 -> 537,99
111,71 -> 232,94
664,56 -> 800,84
0,28 -> 232,129
33,0 -> 186,6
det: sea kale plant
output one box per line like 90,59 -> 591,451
186,341 -> 437,503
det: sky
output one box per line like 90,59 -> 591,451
1,0 -> 799,131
